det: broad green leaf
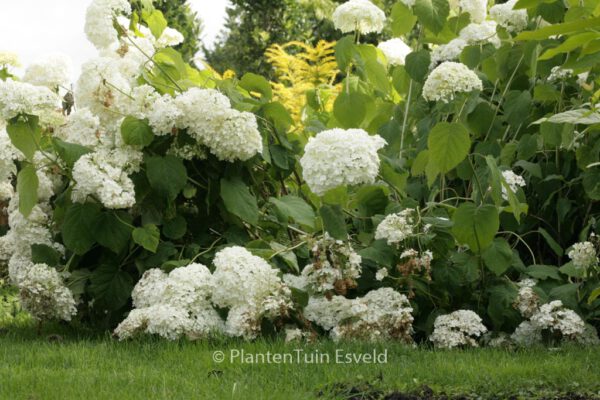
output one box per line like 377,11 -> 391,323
320,204 -> 347,240
163,215 -> 187,240
482,238 -> 513,275
52,138 -> 92,167
132,224 -> 160,253
365,59 -> 390,93
583,168 -> 600,200
536,109 -> 600,125
333,91 -> 368,128
16,163 -> 38,218
515,17 -> 600,41
414,0 -> 449,34
334,36 -> 356,70
539,32 -> 600,60
121,116 -> 154,148
239,73 -> 272,101
269,195 -> 316,230
95,211 -> 133,254
146,155 -> 188,200
391,2 -> 418,36
31,244 -> 62,267
405,50 -> 431,83
452,203 -> 499,252
220,177 -> 260,225
428,122 -> 471,173
487,282 -> 519,329
6,114 -> 41,161
538,228 -> 563,257
549,283 -> 580,310
89,264 -> 133,310
525,264 -> 561,280
143,9 -> 167,38
62,203 -> 101,255
589,287 -> 600,304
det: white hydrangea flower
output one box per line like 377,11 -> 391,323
459,0 -> 488,23
304,295 -> 356,331
285,327 -> 306,343
0,79 -> 59,120
212,246 -> 292,339
162,263 -> 215,310
56,108 -> 102,148
513,281 -> 539,319
23,54 -> 72,90
131,268 -> 169,309
459,21 -> 501,48
0,129 -> 19,182
567,241 -> 598,271
429,309 -> 487,348
156,27 -> 185,48
301,234 -> 362,294
548,66 -> 573,82
85,0 -> 132,49
378,38 -> 412,66
490,0 -> 528,33
147,94 -> 181,135
422,62 -> 482,103
332,0 -> 386,34
114,305 -> 193,340
530,300 -> 585,338
375,268 -> 388,281
511,320 -> 541,346
430,38 -> 467,67
0,51 -> 20,67
501,170 -> 525,200
300,128 -> 386,196
71,147 -> 143,209
375,209 -> 417,245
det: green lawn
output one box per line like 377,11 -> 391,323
0,324 -> 598,400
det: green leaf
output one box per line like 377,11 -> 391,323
31,244 -> 62,267
269,195 -> 316,230
132,224 -> 160,253
365,59 -> 390,93
583,168 -> 600,200
320,204 -> 347,240
539,32 -> 600,60
515,17 -> 600,41
121,116 -> 154,148
588,287 -> 600,305
487,282 -> 519,329
549,283 -> 580,310
52,138 -> 92,167
62,203 -> 101,255
6,114 -> 41,161
333,91 -> 368,128
16,163 -> 38,218
538,228 -> 563,257
146,155 -> 188,200
239,72 -> 272,101
334,36 -> 356,71
163,215 -> 187,240
428,122 -> 471,173
452,203 -> 499,252
482,238 -> 513,275
143,9 -> 167,38
391,2 -> 418,36
525,264 -> 561,280
414,0 -> 450,34
95,211 -> 133,254
220,177 -> 260,226
89,264 -> 133,311
504,91 -> 532,127
405,50 -> 431,83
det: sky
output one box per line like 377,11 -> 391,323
0,0 -> 230,80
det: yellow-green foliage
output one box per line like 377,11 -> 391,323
265,40 -> 340,129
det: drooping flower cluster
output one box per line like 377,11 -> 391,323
84,0 -> 132,49
212,246 -> 293,339
548,66 -> 574,82
422,62 -> 483,103
332,0 -> 386,35
429,310 -> 488,348
567,240 -> 598,271
512,300 -> 587,345
430,38 -> 467,67
458,21 -> 501,48
23,54 -> 72,91
513,279 -> 539,318
114,264 -> 224,340
378,38 -> 412,66
297,234 -> 362,295
300,128 -> 386,195
304,288 -> 414,342
501,170 -> 526,200
489,0 -> 528,33
0,79 -> 59,121
375,209 -> 418,245
459,0 -> 488,23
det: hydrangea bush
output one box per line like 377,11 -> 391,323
1,0 -> 600,346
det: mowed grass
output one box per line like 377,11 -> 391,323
0,323 -> 598,400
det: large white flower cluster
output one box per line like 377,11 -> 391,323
298,234 -> 362,295
71,146 -> 143,209
422,62 -> 483,103
0,51 -> 20,67
304,288 -> 414,342
23,54 -> 72,90
378,38 -> 412,66
501,170 -> 526,200
459,21 -> 501,48
84,0 -> 131,49
114,264 -> 224,340
512,300 -> 587,345
212,246 -> 292,338
568,241 -> 598,271
56,108 -> 102,148
0,79 -> 59,121
300,128 -> 386,195
375,209 -> 418,245
429,310 -> 488,348
332,0 -> 386,35
430,39 -> 467,67
490,0 -> 528,33
459,0 -> 488,23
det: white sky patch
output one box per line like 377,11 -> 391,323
0,0 -> 229,82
